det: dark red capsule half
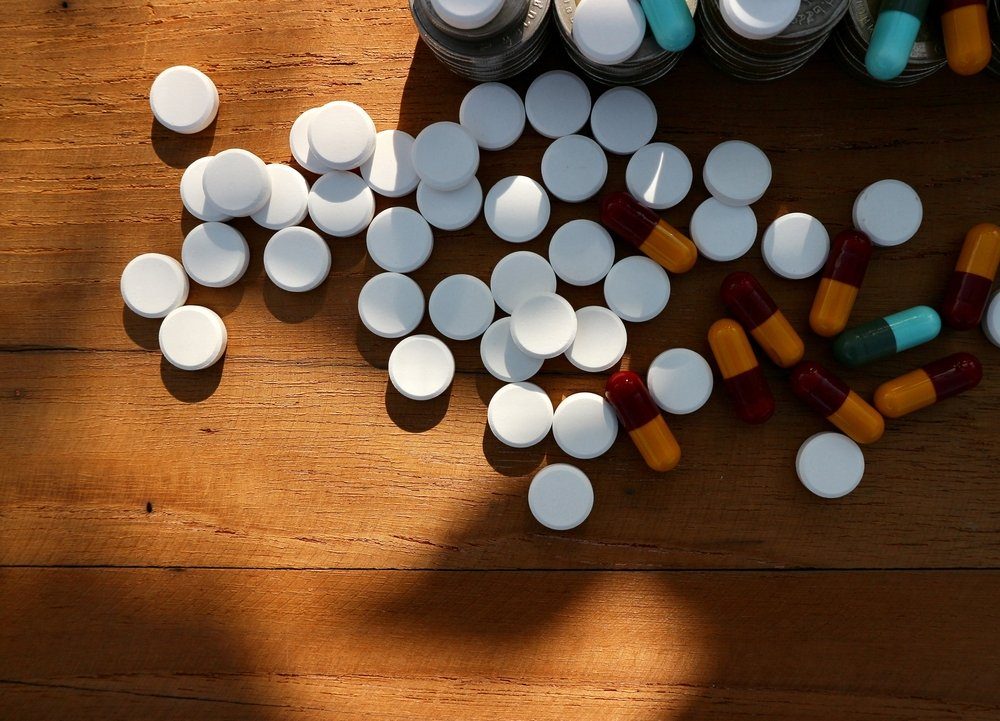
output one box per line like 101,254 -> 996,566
925,352 -> 983,399
942,271 -> 994,330
789,361 -> 850,418
599,192 -> 658,250
605,371 -> 660,432
823,229 -> 873,287
720,271 -> 779,331
723,368 -> 776,424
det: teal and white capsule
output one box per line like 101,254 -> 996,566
833,305 -> 941,368
641,0 -> 696,51
865,0 -> 931,81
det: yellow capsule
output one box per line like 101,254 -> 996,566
942,1 -> 992,76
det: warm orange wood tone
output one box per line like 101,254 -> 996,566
1,0 -> 999,718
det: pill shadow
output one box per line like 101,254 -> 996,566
481,424 -> 547,477
355,322 -> 395,369
150,118 -> 217,169
384,381 -> 450,432
159,354 -> 225,403
121,306 -> 160,350
263,279 -> 329,324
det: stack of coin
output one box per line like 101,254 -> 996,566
553,0 -> 697,85
409,0 -> 552,81
989,0 -> 1000,78
833,0 -> 946,85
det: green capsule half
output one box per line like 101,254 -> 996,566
833,305 -> 942,368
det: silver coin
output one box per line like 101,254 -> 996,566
421,0 -> 529,41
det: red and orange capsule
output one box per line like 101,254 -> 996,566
720,271 -> 805,368
941,222 -> 1000,329
874,352 -> 983,418
707,319 -> 775,424
605,370 -> 681,472
790,361 -> 885,444
809,229 -> 873,337
600,191 -> 698,274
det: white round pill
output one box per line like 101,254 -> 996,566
179,157 -> 233,222
590,86 -> 658,156
484,176 -> 551,243
480,317 -> 544,383
159,305 -> 227,371
646,348 -> 714,414
565,306 -> 627,373
366,207 -> 434,273
528,464 -> 594,531
430,0 -> 504,29
181,222 -> 250,288
359,129 -> 419,198
459,83 -> 525,151
720,0 -> 801,40
263,226 -> 332,293
548,220 -> 616,286
488,382 -> 554,448
524,70 -> 592,139
984,293 -> 1000,348
357,272 -> 425,339
540,134 -> 608,203
289,107 -> 334,174
690,198 -> 758,262
308,170 -> 376,237
250,164 -> 309,230
703,140 -> 772,207
202,149 -> 271,217
762,212 -> 830,280
428,274 -> 495,341
853,179 -> 923,248
572,0 -> 646,65
604,256 -> 671,323
416,178 -> 483,231
149,66 -> 218,135
796,432 -> 865,499
490,251 -> 557,314
412,121 -> 480,192
552,393 -> 619,460
307,101 -> 377,171
626,143 -> 693,210
510,293 -> 578,359
388,334 -> 455,401
121,253 -> 189,319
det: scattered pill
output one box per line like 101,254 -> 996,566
721,271 -> 805,368
762,212 -> 830,280
626,142 -> 693,210
412,121 -> 480,191
308,101 -> 377,171
510,292 -> 578,359
540,134 -> 608,203
430,0 -> 504,29
573,0 -> 647,65
552,393 -> 619,460
179,157 -> 233,223
707,319 -> 775,424
202,149 -> 272,217
359,129 -> 420,198
488,381 -> 554,448
565,306 -> 627,373
605,370 -> 681,471
428,274 -> 495,340
490,251 -> 557,314
484,176 -> 551,243
181,222 -> 250,288
690,198 -> 758,262
866,0 -> 930,81
251,164 -> 309,230
459,82 -> 525,151
366,207 -> 434,274
852,179 -> 922,247
720,0 -> 801,40
548,219 -> 616,286
874,352 -> 983,419
120,253 -> 189,319
307,170 -> 376,237
647,348 -> 714,415
416,178 -> 483,231
796,432 -> 865,499
941,0 -> 992,76
289,107 -> 334,174
703,140 -> 772,207
159,305 -> 228,371
790,361 -> 885,444
833,305 -> 941,367
480,317 -> 544,383
983,292 -> 1000,347
809,229 -> 873,337
149,65 -> 218,134
590,86 -> 658,155
641,0 -> 696,51
600,192 -> 698,274
941,222 -> 1000,329
357,272 -> 425,339
388,334 -> 455,401
528,463 -> 594,530
263,226 -> 332,293
604,256 -> 671,323
524,70 -> 591,139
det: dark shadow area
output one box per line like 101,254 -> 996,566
150,118 -> 216,169
159,354 -> 225,403
481,423 -> 546,477
263,278 -> 329,324
121,306 -> 159,350
384,381 -> 450,432
187,280 -> 246,319
355,322 -> 395,370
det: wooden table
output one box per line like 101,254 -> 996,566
2,1 -> 1000,718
